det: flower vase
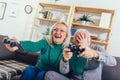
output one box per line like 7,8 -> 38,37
81,21 -> 87,25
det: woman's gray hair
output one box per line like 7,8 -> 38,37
45,21 -> 71,48
74,29 -> 91,42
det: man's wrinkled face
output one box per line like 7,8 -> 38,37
52,23 -> 67,44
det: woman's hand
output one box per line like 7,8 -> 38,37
4,37 -> 20,52
11,37 -> 20,43
63,48 -> 73,62
5,44 -> 18,52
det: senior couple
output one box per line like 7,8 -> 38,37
5,22 -> 116,80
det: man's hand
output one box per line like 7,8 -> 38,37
74,31 -> 99,59
75,32 -> 90,48
80,47 -> 99,59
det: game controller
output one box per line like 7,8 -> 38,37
68,45 -> 85,55
3,38 -> 19,47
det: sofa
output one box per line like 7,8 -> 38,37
0,34 -> 120,80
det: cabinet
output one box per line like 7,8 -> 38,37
30,3 -> 72,41
70,6 -> 115,52
30,3 -> 115,52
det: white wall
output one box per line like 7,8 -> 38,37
0,0 -> 47,40
0,0 -> 120,56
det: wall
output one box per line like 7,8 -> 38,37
0,0 -> 120,56
0,0 -> 48,40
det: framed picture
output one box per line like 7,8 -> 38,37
0,2 -> 7,20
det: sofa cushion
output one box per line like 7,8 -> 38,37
0,60 -> 29,80
102,57 -> 120,80
0,35 -> 15,60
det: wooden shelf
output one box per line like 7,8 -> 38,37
72,22 -> 111,32
30,3 -> 115,52
75,6 -> 115,15
34,24 -> 40,28
30,3 -> 72,41
39,3 -> 71,11
37,18 -> 58,23
91,40 -> 108,45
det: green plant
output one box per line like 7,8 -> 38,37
42,28 -> 50,35
76,14 -> 94,24
45,28 -> 50,35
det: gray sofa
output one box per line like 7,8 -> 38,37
0,34 -> 120,80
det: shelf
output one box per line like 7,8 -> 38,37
39,3 -> 71,11
37,18 -> 58,23
30,3 -> 72,42
30,3 -> 115,52
72,22 -> 111,32
75,6 -> 115,15
91,40 -> 108,45
34,24 -> 40,28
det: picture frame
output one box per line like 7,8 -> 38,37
0,2 -> 7,20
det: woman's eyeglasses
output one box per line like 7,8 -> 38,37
53,28 -> 66,33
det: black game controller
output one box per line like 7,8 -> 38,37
3,38 -> 19,47
68,45 -> 85,55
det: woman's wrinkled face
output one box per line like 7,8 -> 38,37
52,23 -> 67,44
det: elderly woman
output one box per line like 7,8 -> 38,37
44,29 -> 117,80
4,22 -> 70,80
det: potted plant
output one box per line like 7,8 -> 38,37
76,13 -> 94,24
42,28 -> 50,35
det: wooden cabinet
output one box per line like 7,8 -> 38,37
30,3 -> 115,52
70,6 -> 115,52
30,3 -> 72,41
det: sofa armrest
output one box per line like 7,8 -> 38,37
102,57 -> 120,80
0,35 -> 16,60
